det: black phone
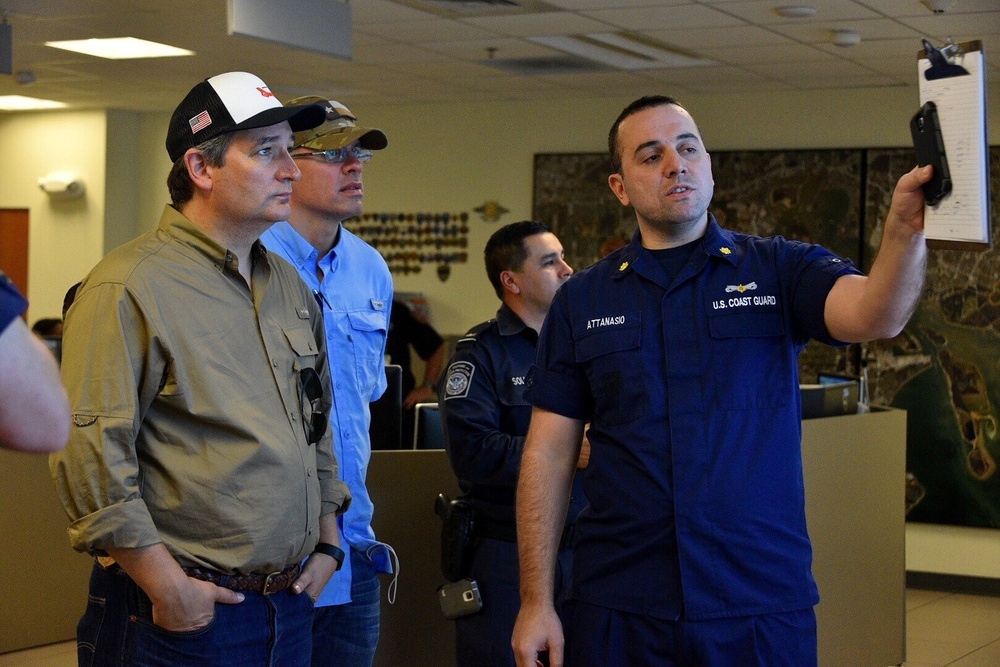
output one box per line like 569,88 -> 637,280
910,101 -> 952,206
437,578 -> 482,619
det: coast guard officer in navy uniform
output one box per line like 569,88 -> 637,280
440,221 -> 588,667
512,96 -> 931,667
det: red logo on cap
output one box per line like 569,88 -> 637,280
257,87 -> 275,98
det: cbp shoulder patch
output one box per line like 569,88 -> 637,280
444,361 -> 475,400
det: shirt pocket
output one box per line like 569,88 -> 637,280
283,326 -> 321,375
707,309 -> 791,410
575,317 -> 647,427
346,308 -> 388,396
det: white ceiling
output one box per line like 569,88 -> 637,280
1,0 -> 998,112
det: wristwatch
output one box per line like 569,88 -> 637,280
312,542 -> 345,571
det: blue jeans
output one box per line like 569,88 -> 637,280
77,560 -> 314,667
311,549 -> 381,667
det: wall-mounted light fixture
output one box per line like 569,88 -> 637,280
38,172 -> 85,199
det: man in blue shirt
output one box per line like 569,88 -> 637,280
512,96 -> 931,667
439,221 -> 586,666
261,97 -> 393,667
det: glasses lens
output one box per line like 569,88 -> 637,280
293,147 -> 372,164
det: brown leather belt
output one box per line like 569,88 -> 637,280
182,562 -> 301,596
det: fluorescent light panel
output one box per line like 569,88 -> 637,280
0,95 -> 68,111
45,37 -> 194,59
529,33 -> 712,70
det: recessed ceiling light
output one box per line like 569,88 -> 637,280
832,29 -> 861,47
45,37 -> 194,59
0,95 -> 68,111
774,6 -> 817,19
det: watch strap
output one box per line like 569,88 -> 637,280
313,542 -> 346,571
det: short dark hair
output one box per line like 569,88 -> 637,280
608,95 -> 682,174
484,220 -> 551,300
166,132 -> 236,207
31,318 -> 62,337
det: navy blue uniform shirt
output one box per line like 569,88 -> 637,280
526,215 -> 860,621
0,271 -> 28,334
441,304 -> 587,525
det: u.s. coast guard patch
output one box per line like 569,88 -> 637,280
444,361 -> 475,400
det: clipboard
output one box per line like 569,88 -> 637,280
917,38 -> 991,251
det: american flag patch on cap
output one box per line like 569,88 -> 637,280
189,110 -> 212,133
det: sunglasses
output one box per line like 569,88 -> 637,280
298,367 -> 328,446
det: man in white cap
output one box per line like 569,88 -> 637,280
261,97 -> 392,667
50,72 -> 351,666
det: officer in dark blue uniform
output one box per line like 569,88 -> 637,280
440,221 -> 587,667
512,97 -> 932,667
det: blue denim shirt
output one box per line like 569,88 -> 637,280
526,216 -> 861,621
261,222 -> 394,607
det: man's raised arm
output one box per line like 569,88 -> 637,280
825,165 -> 931,343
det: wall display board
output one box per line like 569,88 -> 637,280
344,211 -> 470,280
534,146 -> 1000,529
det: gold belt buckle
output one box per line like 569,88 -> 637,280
261,570 -> 283,596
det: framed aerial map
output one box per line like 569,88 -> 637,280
864,147 -> 1000,528
533,147 -> 1000,529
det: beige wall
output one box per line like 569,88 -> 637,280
3,86 -> 1000,581
0,110 -> 108,323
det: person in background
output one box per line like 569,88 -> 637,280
512,95 -> 929,667
386,298 -> 445,446
0,270 -> 69,452
439,221 -> 586,666
597,235 -> 628,260
261,96 -> 394,667
31,317 -> 64,338
50,72 -> 350,666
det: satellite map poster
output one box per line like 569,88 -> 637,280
533,146 -> 1000,529
864,147 -> 1000,528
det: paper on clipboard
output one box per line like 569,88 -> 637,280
917,40 -> 991,250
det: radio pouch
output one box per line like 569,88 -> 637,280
435,493 -> 476,582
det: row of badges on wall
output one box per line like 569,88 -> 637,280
344,212 -> 472,281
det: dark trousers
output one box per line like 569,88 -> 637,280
77,560 -> 314,667
455,538 -> 573,667
565,601 -> 817,667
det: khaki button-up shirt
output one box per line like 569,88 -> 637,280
50,206 -> 350,574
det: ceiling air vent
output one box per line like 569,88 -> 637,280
482,54 -> 611,75
389,0 -> 556,17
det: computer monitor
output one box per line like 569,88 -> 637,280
800,380 -> 859,419
413,402 -> 444,450
817,372 -> 859,386
370,365 -> 403,450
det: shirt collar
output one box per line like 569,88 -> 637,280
612,213 -> 737,282
264,221 -> 323,268
160,205 -> 233,271
496,302 -> 531,338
